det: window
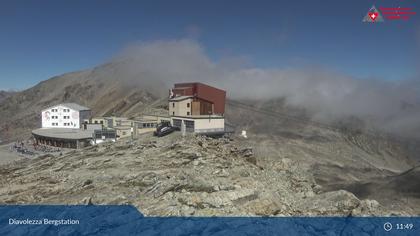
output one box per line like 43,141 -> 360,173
63,109 -> 70,112
63,116 -> 70,119
172,103 -> 175,108
52,109 -> 58,112
100,121 -> 103,124
94,121 -> 98,124
187,112 -> 190,115
172,112 -> 175,116
187,103 -> 190,108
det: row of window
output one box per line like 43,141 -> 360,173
139,123 -> 157,128
51,122 -> 72,126
51,115 -> 70,119
172,102 -> 191,108
51,108 -> 70,112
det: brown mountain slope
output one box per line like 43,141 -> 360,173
0,62 -> 168,144
0,91 -> 16,104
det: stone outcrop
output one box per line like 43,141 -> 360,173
0,133 -> 396,216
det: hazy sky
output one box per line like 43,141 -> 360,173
0,0 -> 419,90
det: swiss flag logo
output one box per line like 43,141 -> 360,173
363,5 -> 384,23
369,12 -> 378,21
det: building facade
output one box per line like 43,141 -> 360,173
41,103 -> 91,129
169,82 -> 226,116
86,115 -> 171,139
169,82 -> 226,135
172,115 -> 225,134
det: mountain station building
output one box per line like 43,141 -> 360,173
169,82 -> 226,134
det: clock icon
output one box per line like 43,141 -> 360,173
384,222 -> 393,232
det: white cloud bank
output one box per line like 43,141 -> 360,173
110,39 -> 420,138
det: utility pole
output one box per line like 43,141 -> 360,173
181,120 -> 186,137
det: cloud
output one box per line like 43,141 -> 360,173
110,39 -> 420,138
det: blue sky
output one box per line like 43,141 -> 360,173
0,0 -> 419,90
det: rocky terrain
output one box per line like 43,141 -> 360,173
0,91 -> 16,104
0,132 -> 400,216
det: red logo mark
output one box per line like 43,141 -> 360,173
369,12 -> 379,21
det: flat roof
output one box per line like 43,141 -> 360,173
42,103 -> 90,112
169,95 -> 193,101
113,126 -> 132,130
133,119 -> 159,122
32,128 -> 93,140
171,115 -> 225,119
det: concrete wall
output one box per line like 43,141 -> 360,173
194,117 -> 225,133
85,123 -> 102,131
42,105 -> 89,129
116,128 -> 132,138
171,116 -> 225,133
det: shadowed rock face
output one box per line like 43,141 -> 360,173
0,133 -> 395,216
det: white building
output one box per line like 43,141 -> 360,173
41,103 -> 91,129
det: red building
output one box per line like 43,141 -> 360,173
170,82 -> 226,116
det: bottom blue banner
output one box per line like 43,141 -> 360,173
0,205 -> 417,235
